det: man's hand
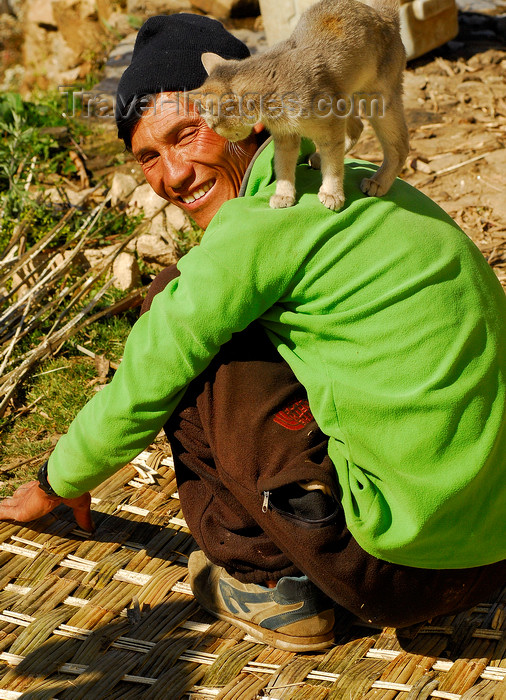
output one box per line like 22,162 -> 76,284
0,481 -> 94,532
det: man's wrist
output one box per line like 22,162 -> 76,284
37,461 -> 60,498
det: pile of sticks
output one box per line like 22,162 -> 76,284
0,203 -> 145,418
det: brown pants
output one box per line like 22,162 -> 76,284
142,265 -> 506,628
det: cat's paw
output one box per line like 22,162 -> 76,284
360,177 -> 389,198
318,190 -> 344,211
270,193 -> 296,209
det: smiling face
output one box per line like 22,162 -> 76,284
131,93 -> 261,229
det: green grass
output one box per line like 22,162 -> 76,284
0,91 -> 90,230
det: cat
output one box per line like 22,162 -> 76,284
194,0 -> 409,211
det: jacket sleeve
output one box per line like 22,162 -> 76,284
47,196 -> 305,498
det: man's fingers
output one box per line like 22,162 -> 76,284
72,505 -> 95,533
0,483 -> 94,532
65,493 -> 94,533
15,483 -> 33,493
0,501 -> 17,521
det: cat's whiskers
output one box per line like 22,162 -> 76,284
226,140 -> 250,160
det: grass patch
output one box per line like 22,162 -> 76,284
0,309 -> 136,497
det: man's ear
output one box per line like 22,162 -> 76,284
201,52 -> 228,75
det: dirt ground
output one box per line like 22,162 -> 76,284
350,11 -> 506,287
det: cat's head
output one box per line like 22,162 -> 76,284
193,52 -> 259,143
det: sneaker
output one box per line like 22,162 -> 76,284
187,550 -> 335,651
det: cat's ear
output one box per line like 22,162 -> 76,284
201,52 -> 229,76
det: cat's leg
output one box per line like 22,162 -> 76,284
360,94 -> 409,197
313,119 -> 347,211
344,115 -> 363,154
270,134 -> 301,209
308,149 -> 321,170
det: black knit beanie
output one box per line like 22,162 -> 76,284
115,13 -> 250,138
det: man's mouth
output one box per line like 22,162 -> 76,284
181,179 -> 215,205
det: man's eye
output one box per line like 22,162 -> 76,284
140,153 -> 157,165
178,127 -> 198,143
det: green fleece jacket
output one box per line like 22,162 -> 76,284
48,140 -> 506,569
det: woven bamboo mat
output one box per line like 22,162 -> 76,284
0,450 -> 504,700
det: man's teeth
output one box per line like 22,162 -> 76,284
183,181 -> 214,204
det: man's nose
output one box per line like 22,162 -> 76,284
160,151 -> 193,193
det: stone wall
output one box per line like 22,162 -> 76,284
22,0 -> 118,89
8,0 -> 260,91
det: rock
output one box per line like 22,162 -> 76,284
25,0 -> 57,27
109,172 -> 138,207
128,183 -> 168,219
0,13 -> 23,87
112,252 -> 141,291
44,186 -> 98,207
83,241 -> 136,269
127,0 -> 191,14
82,248 -> 106,269
105,10 -> 133,37
149,211 -> 169,237
22,0 -> 115,88
230,26 -> 267,55
136,233 -> 179,266
190,0 -> 259,19
258,0 -> 322,45
165,203 -> 192,233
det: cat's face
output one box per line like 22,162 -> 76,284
198,91 -> 254,143
198,53 -> 257,143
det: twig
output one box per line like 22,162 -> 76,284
433,151 -> 494,176
0,202 -> 106,332
418,151 -> 496,188
0,208 -> 76,291
76,344 -> 119,371
24,156 -> 38,192
0,295 -> 33,377
31,365 -> 69,378
0,278 -> 115,418
47,226 -> 141,335
0,217 -> 32,263
78,285 -> 149,329
0,447 -> 53,474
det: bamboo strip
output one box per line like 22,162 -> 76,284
0,614 -> 502,695
0,653 -> 158,686
170,517 -> 189,528
0,461 -> 503,698
9,538 -> 43,550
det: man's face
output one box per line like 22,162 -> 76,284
131,93 -> 260,229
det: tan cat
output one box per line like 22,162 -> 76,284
194,0 -> 409,211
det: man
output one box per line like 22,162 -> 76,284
1,14 -> 505,652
